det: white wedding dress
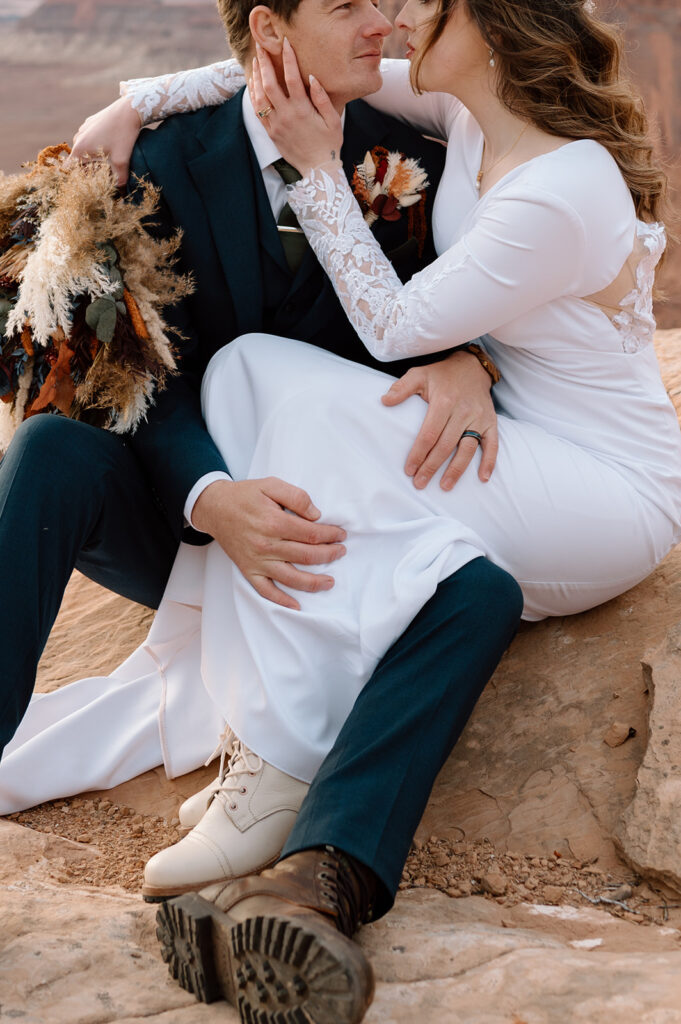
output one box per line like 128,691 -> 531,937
2,61 -> 680,814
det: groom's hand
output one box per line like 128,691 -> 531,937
382,349 -> 499,490
192,478 -> 347,611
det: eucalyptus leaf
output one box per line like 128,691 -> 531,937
109,265 -> 124,300
85,296 -> 118,345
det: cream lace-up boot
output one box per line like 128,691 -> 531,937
142,736 -> 309,901
177,727 -> 237,833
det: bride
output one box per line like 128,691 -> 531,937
3,1 -> 681,1017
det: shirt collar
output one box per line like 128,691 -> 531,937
242,88 -> 282,172
242,88 -> 347,173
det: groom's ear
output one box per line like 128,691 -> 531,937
249,5 -> 285,55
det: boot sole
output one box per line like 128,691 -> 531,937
156,892 -> 375,1024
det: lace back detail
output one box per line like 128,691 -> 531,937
583,221 -> 665,354
609,221 -> 666,354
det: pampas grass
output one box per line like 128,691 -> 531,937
0,144 -> 193,443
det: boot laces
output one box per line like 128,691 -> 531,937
214,738 -> 264,812
318,847 -> 374,937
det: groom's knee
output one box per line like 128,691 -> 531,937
439,557 -> 523,688
455,557 -> 524,637
1,415 -> 122,496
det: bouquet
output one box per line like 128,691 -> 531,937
0,144 -> 193,448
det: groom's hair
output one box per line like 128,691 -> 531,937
217,0 -> 305,65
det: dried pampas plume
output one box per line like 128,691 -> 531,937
0,144 -> 193,443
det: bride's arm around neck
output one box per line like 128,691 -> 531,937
119,57 -> 456,138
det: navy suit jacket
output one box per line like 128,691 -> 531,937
128,90 -> 446,539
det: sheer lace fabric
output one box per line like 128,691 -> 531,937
122,59 -> 245,125
582,220 -> 666,354
286,163 -> 588,361
612,221 -> 666,354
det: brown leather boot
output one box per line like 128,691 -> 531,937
155,848 -> 377,1023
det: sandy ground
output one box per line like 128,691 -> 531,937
8,794 -> 681,931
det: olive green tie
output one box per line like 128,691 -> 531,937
273,158 -> 308,275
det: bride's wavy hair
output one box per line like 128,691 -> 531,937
411,0 -> 668,223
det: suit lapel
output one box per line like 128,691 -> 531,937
252,160 -> 290,276
188,89 -> 265,336
341,100 -> 390,189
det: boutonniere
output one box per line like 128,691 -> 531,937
352,146 -> 429,254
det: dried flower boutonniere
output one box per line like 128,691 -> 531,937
352,146 -> 429,254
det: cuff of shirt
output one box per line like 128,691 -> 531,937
184,471 -> 233,531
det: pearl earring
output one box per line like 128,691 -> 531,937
489,47 -> 495,67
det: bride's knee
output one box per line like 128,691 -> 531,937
201,333 -> 282,418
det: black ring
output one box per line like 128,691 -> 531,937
460,430 -> 483,444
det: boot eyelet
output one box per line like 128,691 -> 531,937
240,787 -> 247,794
229,802 -> 237,810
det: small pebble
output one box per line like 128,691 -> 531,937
603,721 -> 636,748
542,885 -> 564,904
480,871 -> 507,897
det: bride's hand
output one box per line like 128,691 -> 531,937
70,96 -> 142,186
250,38 -> 343,176
383,350 -> 499,489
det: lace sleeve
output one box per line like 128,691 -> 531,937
286,165 -> 586,361
120,59 -> 246,126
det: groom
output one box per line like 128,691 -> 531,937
119,0 -> 522,1020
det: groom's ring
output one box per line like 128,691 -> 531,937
257,106 -> 273,119
460,429 -> 483,445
